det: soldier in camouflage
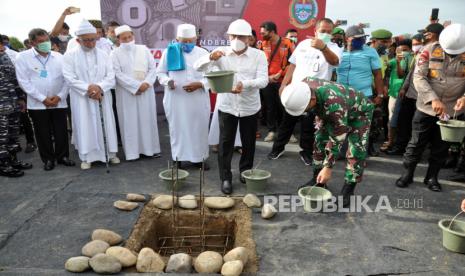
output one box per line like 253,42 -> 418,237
0,38 -> 32,177
281,77 -> 374,207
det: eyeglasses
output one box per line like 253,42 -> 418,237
80,38 -> 97,43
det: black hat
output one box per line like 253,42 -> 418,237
418,23 -> 444,35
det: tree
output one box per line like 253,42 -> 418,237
9,37 -> 25,51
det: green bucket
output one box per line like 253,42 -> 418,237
241,169 -> 271,193
204,70 -> 235,93
438,211 -> 465,253
159,169 -> 189,190
298,186 -> 333,212
437,119 -> 465,142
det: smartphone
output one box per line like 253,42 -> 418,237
338,20 -> 348,26
431,8 -> 439,20
70,7 -> 80,13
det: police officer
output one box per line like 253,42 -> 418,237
0,38 -> 32,177
281,78 -> 374,207
396,24 -> 465,192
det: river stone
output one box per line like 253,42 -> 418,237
221,260 -> 244,276
136,247 -> 165,272
243,194 -> 261,208
166,253 -> 193,273
65,256 -> 90,272
82,240 -> 110,257
152,195 -> 175,209
179,195 -> 198,209
204,197 -> 235,209
194,251 -> 223,273
91,229 -> 123,246
89,253 -> 122,274
223,247 -> 249,265
261,204 -> 277,219
126,193 -> 146,202
106,246 -> 137,267
113,200 -> 138,211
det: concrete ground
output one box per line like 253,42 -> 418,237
1,116 -> 465,275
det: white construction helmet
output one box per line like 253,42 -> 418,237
227,19 -> 252,36
439,23 -> 465,55
280,82 -> 312,116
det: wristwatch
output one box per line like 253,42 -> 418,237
377,94 -> 385,99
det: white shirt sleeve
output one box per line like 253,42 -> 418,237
15,54 -> 47,103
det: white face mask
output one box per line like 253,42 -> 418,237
412,45 -> 422,53
230,39 -> 246,52
58,35 -> 69,42
120,40 -> 135,50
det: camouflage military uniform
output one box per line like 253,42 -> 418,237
304,78 -> 374,184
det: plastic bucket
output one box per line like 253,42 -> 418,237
298,186 -> 333,212
204,71 -> 235,93
437,119 -> 465,142
159,169 -> 189,190
438,211 -> 465,253
241,169 -> 271,193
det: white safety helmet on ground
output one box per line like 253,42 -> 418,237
280,82 -> 312,116
439,23 -> 465,55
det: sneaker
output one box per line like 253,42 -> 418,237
289,135 -> 298,144
110,156 -> 121,164
299,151 -> 312,166
267,149 -> 285,160
81,162 -> 91,170
264,131 -> 275,142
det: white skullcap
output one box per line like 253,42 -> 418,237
75,19 -> 97,36
280,82 -> 312,116
177,24 -> 197,38
115,25 -> 132,37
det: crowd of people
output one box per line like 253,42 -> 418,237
1,7 -> 465,208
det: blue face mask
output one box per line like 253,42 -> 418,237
181,42 -> 195,53
351,38 -> 365,50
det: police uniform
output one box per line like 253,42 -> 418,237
396,41 -> 465,191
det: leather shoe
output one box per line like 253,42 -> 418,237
57,157 -> 76,167
221,180 -> 233,194
44,160 -> 55,171
11,160 -> 33,170
424,178 -> 442,192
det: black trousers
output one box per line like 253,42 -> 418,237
29,108 -> 69,163
271,110 -> 315,157
393,97 -> 416,150
218,111 -> 258,181
262,82 -> 283,132
403,110 -> 450,167
20,110 -> 35,144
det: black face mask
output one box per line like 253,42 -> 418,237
332,38 -> 344,48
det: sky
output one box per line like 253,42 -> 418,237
1,0 -> 465,41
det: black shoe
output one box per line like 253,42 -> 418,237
57,157 -> 75,167
299,151 -> 312,166
386,146 -> 404,156
425,178 -> 442,192
192,162 -> 210,171
340,182 -> 356,208
240,175 -> 246,184
24,143 -> 36,153
267,149 -> 285,160
11,160 -> 33,170
0,164 -> 24,177
44,160 -> 55,171
221,180 -> 233,194
423,163 -> 442,192
395,162 -> 416,188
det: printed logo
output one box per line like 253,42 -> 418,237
289,0 -> 318,29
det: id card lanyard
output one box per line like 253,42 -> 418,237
35,53 -> 51,79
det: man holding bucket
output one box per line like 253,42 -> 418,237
194,19 -> 268,194
280,78 -> 374,208
396,23 -> 465,192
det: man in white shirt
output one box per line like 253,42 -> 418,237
268,18 -> 343,168
16,28 -> 75,171
157,24 -> 210,169
111,25 -> 161,161
194,19 -> 268,194
62,19 -> 119,170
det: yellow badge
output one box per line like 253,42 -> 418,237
430,69 -> 439,78
432,47 -> 443,58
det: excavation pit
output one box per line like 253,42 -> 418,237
125,196 -> 258,273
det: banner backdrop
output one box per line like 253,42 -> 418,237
101,0 -> 326,61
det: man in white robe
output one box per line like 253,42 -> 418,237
111,25 -> 160,161
62,19 -> 119,170
157,24 -> 210,169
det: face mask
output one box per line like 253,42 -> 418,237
181,42 -> 195,53
230,39 -> 247,52
333,39 -> 344,48
317,32 -> 332,44
376,45 -> 387,55
351,38 -> 365,50
289,37 -> 298,43
58,35 -> 69,42
412,45 -> 422,53
108,36 -> 117,44
36,41 -> 51,53
120,40 -> 135,50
